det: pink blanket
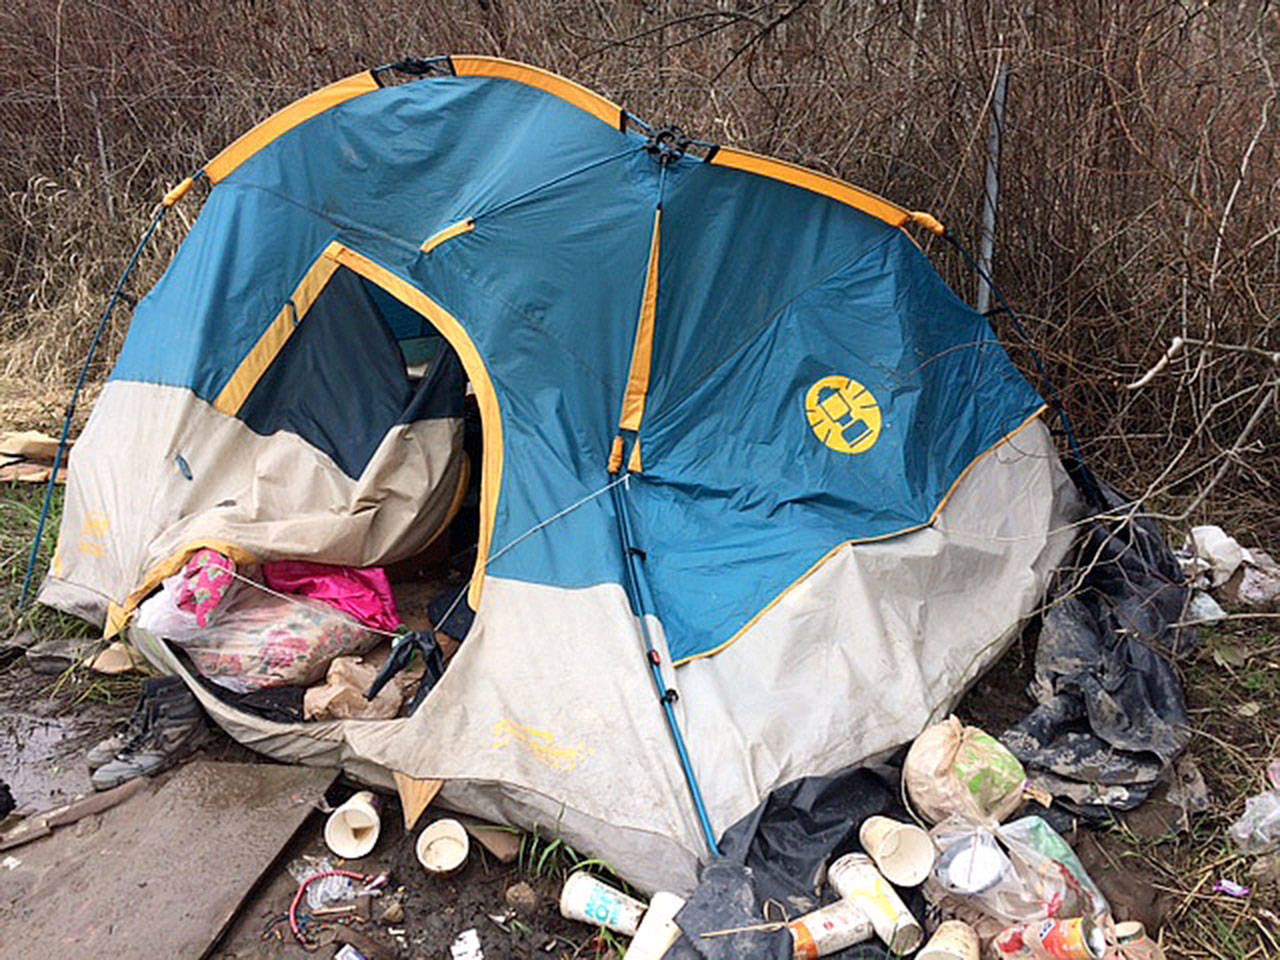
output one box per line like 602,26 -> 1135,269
262,561 -> 401,633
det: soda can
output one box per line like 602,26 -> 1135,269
993,917 -> 1104,959
788,899 -> 873,958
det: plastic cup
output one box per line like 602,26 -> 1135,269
625,890 -> 685,960
559,870 -> 647,937
827,853 -> 923,954
858,815 -> 936,887
918,920 -> 980,960
416,817 -> 469,874
324,790 -> 381,859
788,899 -> 873,958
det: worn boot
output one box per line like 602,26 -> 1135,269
90,679 -> 208,790
85,676 -> 190,769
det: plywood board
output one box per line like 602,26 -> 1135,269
0,761 -> 336,960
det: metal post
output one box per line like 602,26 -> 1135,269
976,64 -> 1010,316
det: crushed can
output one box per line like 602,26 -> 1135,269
993,917 -> 1105,959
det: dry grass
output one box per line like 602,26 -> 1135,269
1,3 -> 1278,953
0,2 -> 1274,538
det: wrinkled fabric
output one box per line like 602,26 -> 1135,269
263,561 -> 401,633
1002,479 -> 1193,816
175,548 -> 236,626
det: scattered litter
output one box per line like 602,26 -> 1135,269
1112,920 -> 1168,960
992,916 -> 1104,958
2,855 -> 20,870
827,852 -> 923,953
288,857 -> 357,910
558,870 -> 647,937
918,919 -> 979,960
625,890 -> 686,960
1185,525 -> 1244,586
904,716 -> 1026,824
786,898 -> 872,958
1187,590 -> 1227,624
1213,879 -> 1250,898
324,790 -> 382,859
416,817 -> 469,874
334,945 -> 367,960
450,927 -> 484,960
858,813 -> 935,887
1228,760 -> 1280,854
305,650 -> 422,721
1226,549 -> 1280,609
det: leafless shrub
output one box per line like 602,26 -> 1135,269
0,0 -> 1275,532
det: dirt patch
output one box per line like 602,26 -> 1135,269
212,790 -> 615,960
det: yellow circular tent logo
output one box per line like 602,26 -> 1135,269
805,376 -> 882,454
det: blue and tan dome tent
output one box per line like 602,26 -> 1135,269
40,57 -> 1078,892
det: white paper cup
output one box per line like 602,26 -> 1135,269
416,818 -> 469,874
858,816 -> 935,887
827,853 -> 923,954
788,899 -> 873,958
324,790 -> 381,859
626,890 -> 685,960
559,870 -> 647,936
918,920 -> 980,960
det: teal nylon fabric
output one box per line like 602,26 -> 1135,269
110,71 -> 1043,662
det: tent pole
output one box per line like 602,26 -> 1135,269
17,203 -> 169,616
976,63 -> 1009,316
609,469 -> 721,857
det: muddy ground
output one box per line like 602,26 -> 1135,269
0,627 -> 1177,960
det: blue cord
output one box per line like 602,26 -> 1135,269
17,203 -> 170,615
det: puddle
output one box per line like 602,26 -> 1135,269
0,712 -> 96,809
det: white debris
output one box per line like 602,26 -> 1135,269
451,927 -> 485,960
1188,525 -> 1245,587
1188,590 -> 1228,624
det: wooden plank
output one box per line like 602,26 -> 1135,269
0,761 -> 337,960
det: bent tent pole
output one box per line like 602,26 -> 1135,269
17,200 -> 173,617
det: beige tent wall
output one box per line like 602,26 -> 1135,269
40,380 -> 464,626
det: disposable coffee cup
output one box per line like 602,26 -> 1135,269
324,790 -> 381,859
918,920 -> 980,960
788,899 -> 873,959
416,817 -> 469,874
858,815 -> 936,887
625,890 -> 685,960
827,853 -> 923,954
559,870 -> 647,937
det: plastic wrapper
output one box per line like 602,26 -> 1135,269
304,645 -> 425,721
1228,760 -> 1280,854
136,571 -> 378,693
923,815 -> 1109,944
905,716 -> 1026,824
288,856 -> 355,910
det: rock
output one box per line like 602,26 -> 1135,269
504,880 -> 538,915
380,898 -> 405,924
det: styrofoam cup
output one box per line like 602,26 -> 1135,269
918,920 -> 980,960
416,818 -> 469,874
625,890 -> 685,959
827,853 -> 923,954
858,815 -> 936,887
559,870 -> 647,937
788,899 -> 873,958
324,790 -> 381,859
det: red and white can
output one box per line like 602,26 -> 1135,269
993,917 -> 1104,959
788,899 -> 873,958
